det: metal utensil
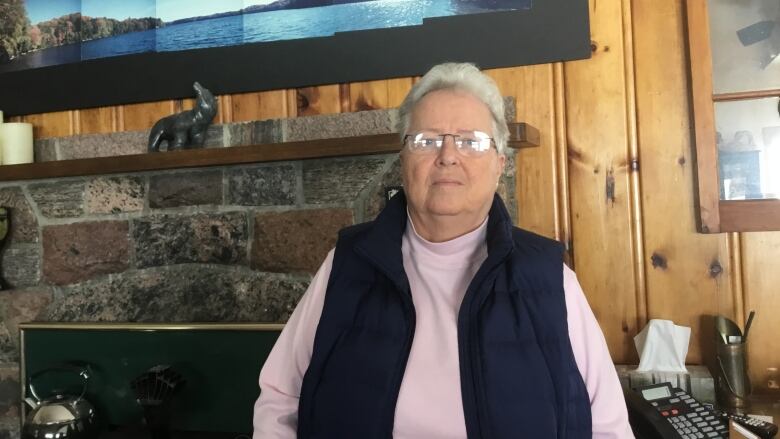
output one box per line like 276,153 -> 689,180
715,315 -> 742,344
742,310 -> 755,342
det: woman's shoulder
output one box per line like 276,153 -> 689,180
337,220 -> 374,240
509,226 -> 565,255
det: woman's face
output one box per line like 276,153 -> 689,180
400,89 -> 505,226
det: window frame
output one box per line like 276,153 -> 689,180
686,0 -> 780,233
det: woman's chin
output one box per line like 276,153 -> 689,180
423,201 -> 466,217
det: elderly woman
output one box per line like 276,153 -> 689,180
253,63 -> 634,438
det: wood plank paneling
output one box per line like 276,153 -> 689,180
620,0 -> 648,333
231,90 -> 290,121
22,111 -> 73,138
349,79 -> 391,111
564,0 -> 638,362
78,107 -> 116,135
633,0 -> 734,366
386,78 -> 413,109
295,85 -> 341,116
486,65 -> 558,239
121,101 -> 176,131
554,63 -> 573,256
741,233 -> 780,393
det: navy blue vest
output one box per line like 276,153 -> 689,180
297,193 -> 592,438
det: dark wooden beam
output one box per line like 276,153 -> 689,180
0,122 -> 539,182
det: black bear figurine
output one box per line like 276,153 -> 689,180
148,82 -> 218,152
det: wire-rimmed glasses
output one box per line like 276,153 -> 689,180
403,130 -> 495,156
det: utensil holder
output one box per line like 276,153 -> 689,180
716,342 -> 751,409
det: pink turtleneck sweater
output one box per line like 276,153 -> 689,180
253,217 -> 634,438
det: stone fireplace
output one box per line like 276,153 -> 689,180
0,106 -> 517,437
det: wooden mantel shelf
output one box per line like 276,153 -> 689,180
0,122 -> 539,182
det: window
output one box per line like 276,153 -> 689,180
687,0 -> 780,232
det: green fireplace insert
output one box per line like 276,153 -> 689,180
19,322 -> 283,435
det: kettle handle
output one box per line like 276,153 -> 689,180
28,363 -> 92,403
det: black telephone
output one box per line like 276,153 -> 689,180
625,382 -> 778,439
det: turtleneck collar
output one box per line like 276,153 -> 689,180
354,191 -> 514,283
404,210 -> 489,269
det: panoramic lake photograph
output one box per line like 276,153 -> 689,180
0,0 -> 532,73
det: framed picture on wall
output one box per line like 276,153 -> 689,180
0,0 -> 591,116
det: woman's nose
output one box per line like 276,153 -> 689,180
436,136 -> 460,166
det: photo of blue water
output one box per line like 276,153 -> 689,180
3,0 -> 532,72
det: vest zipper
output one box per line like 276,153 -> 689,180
458,255 -> 511,439
387,278 -> 415,438
353,244 -> 416,438
458,285 -> 482,437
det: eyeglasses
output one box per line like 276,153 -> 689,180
403,130 -> 495,156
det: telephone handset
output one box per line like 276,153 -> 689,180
625,382 -> 729,439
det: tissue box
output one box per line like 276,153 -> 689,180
616,364 -> 716,404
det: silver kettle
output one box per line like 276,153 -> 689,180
23,364 -> 99,439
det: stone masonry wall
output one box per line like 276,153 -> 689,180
0,105 -> 517,437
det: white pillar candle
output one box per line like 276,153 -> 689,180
0,122 -> 34,165
0,110 -> 4,123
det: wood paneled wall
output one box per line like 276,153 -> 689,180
9,0 -> 779,393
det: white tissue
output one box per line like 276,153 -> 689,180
634,319 -> 690,372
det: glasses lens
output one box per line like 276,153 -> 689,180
405,132 -> 440,152
404,131 -> 493,154
457,131 -> 493,155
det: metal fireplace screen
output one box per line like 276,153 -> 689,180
19,322 -> 282,435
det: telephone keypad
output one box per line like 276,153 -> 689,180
631,382 -> 778,439
647,384 -> 729,439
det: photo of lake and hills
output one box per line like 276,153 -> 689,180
0,0 -> 532,73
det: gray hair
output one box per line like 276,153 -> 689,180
396,62 -> 509,155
